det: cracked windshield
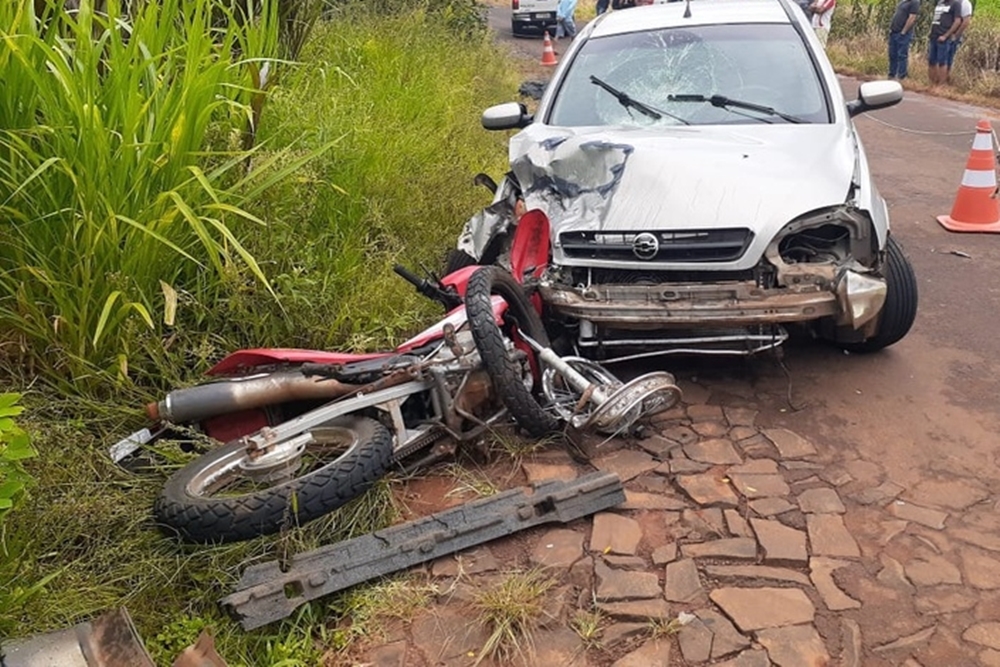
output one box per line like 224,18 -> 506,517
548,23 -> 830,126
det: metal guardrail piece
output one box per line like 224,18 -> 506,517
221,471 -> 625,630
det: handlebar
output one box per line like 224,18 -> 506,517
393,264 -> 463,311
392,264 -> 424,289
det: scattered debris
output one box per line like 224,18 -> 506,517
949,249 -> 972,258
222,472 -> 626,629
172,631 -> 229,667
518,79 -> 547,100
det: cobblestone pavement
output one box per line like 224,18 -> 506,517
356,367 -> 1000,667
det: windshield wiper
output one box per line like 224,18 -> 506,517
590,76 -> 690,125
667,93 -> 806,124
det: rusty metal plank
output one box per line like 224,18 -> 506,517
221,471 -> 624,630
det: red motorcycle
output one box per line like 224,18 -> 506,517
117,212 -> 681,543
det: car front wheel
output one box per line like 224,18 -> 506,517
837,236 -> 918,353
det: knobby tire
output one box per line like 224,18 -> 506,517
465,267 -> 559,438
154,415 -> 393,543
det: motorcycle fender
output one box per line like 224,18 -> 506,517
397,296 -> 507,352
509,209 -> 550,283
439,264 -> 480,297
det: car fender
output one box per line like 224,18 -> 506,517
849,126 -> 890,249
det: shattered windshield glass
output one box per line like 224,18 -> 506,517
547,23 -> 829,126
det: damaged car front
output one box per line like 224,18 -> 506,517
459,0 -> 917,359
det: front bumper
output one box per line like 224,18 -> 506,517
511,12 -> 557,33
539,269 -> 886,330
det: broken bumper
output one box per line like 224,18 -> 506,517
539,269 -> 886,330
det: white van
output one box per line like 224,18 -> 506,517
511,0 -> 559,37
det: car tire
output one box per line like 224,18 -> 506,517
444,249 -> 478,275
443,233 -> 508,276
838,236 -> 918,353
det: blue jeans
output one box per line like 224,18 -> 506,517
888,31 -> 914,79
946,37 -> 963,67
596,0 -> 610,14
927,38 -> 951,66
556,15 -> 576,39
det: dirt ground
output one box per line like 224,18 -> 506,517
355,8 -> 1000,666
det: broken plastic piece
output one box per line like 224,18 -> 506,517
221,472 -> 626,629
171,631 -> 228,667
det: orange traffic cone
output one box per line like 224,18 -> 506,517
540,31 -> 558,67
937,119 -> 1000,233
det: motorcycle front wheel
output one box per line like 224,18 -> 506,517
154,415 -> 393,543
465,266 -> 559,438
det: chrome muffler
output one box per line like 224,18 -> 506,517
1,608 -> 154,667
146,371 -> 356,424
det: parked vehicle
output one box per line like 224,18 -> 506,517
119,214 -> 681,543
511,0 -> 559,36
458,0 -> 917,361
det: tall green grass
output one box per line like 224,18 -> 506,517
200,5 -> 518,354
1,5 -> 523,664
971,0 -> 1000,21
0,0 -> 311,391
0,0 -> 513,393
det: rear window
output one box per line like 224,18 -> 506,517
546,23 -> 830,126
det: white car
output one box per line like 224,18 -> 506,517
458,0 -> 916,360
511,0 -> 559,36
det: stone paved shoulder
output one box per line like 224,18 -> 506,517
358,384 -> 989,666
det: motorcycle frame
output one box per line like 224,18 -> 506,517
232,311 -> 521,468
115,215 -> 554,465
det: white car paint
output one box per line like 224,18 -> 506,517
523,0 -> 889,262
510,123 -> 858,272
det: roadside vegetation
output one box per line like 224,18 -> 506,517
472,568 -> 558,664
0,0 -> 519,663
830,0 -> 1000,98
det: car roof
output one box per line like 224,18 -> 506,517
588,0 -> 795,36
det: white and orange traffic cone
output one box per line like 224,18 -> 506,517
540,31 -> 558,67
937,119 -> 1000,233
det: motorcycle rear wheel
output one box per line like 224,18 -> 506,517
154,415 -> 393,543
465,267 -> 559,438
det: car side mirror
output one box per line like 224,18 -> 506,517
847,80 -> 903,117
481,102 -> 533,130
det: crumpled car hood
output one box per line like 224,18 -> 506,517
510,123 -> 859,271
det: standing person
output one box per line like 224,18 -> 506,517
556,0 -> 578,40
597,0 -> 610,15
888,0 -> 920,79
810,0 -> 836,46
928,0 -> 963,85
946,0 -> 973,78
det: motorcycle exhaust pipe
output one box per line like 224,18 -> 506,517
146,371 -> 356,425
1,607 -> 155,667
